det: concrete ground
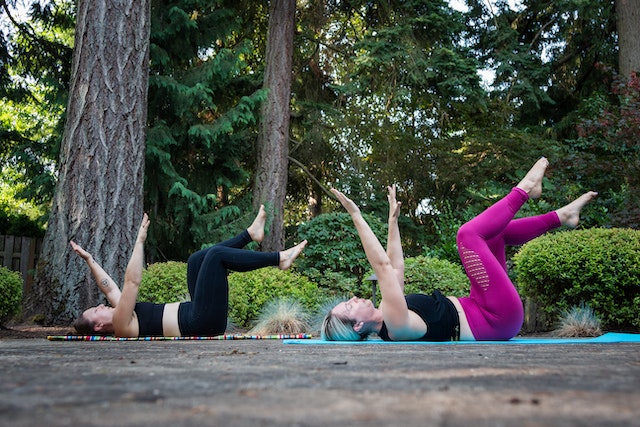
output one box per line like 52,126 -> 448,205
1,332 -> 639,427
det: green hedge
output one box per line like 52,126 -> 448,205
360,255 -> 469,301
513,228 -> 640,330
403,255 -> 470,297
139,261 -> 189,303
0,266 -> 22,325
228,268 -> 320,328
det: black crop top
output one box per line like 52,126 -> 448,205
134,302 -> 165,336
378,290 -> 460,341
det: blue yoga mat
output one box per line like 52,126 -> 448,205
283,332 -> 640,345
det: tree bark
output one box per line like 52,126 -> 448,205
617,0 -> 640,77
24,0 -> 150,324
253,0 -> 296,251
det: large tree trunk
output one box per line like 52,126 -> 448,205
617,0 -> 640,77
253,0 -> 296,251
24,0 -> 150,325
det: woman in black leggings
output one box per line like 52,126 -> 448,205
71,206 -> 307,337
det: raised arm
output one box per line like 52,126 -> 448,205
70,241 -> 121,306
386,185 -> 404,291
331,189 -> 410,330
112,214 -> 150,337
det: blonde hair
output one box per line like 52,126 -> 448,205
320,309 -> 369,341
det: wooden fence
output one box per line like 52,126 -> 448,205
0,235 -> 43,293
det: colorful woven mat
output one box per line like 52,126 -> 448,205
48,333 -> 313,341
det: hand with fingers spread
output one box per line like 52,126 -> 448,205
331,188 -> 361,216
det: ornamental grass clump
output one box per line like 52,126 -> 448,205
554,303 -> 602,337
249,297 -> 311,335
228,267 -> 319,328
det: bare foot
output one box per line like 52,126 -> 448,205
247,205 -> 267,243
555,191 -> 598,227
279,240 -> 308,270
516,157 -> 549,199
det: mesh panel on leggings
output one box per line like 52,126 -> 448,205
459,245 -> 490,292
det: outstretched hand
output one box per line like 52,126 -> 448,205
331,188 -> 361,216
136,213 -> 150,244
70,241 -> 92,261
387,184 -> 401,222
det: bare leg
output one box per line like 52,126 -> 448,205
516,157 -> 548,199
555,191 -> 599,228
279,240 -> 308,270
247,205 -> 267,243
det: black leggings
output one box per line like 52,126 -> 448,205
177,231 -> 279,336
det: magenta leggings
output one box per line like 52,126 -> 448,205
456,188 -> 560,340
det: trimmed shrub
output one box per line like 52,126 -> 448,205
0,266 -> 22,325
403,255 -> 469,297
228,267 -> 320,328
514,228 -> 640,330
360,255 -> 469,303
139,261 -> 189,303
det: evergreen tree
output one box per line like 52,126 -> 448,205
0,0 -> 74,206
146,0 -> 268,260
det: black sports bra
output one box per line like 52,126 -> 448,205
134,302 -> 165,336
378,290 -> 460,341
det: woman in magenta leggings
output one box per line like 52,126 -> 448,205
321,158 -> 598,341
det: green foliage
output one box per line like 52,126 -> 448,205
0,266 -> 23,325
146,1 -> 268,261
0,0 -> 74,206
403,255 -> 469,297
296,212 -> 388,289
228,267 -> 320,328
561,67 -> 640,229
514,228 -> 640,330
424,201 -> 478,265
300,268 -> 360,298
138,261 -> 189,304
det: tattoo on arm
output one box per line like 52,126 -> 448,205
100,278 -> 111,289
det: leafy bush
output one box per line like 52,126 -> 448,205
301,268 -> 359,298
228,267 -> 320,328
0,211 -> 45,237
359,255 -> 469,303
139,261 -> 189,303
514,228 -> 640,330
0,266 -> 22,325
403,255 -> 469,297
297,212 -> 388,288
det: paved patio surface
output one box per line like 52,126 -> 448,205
1,335 -> 638,427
